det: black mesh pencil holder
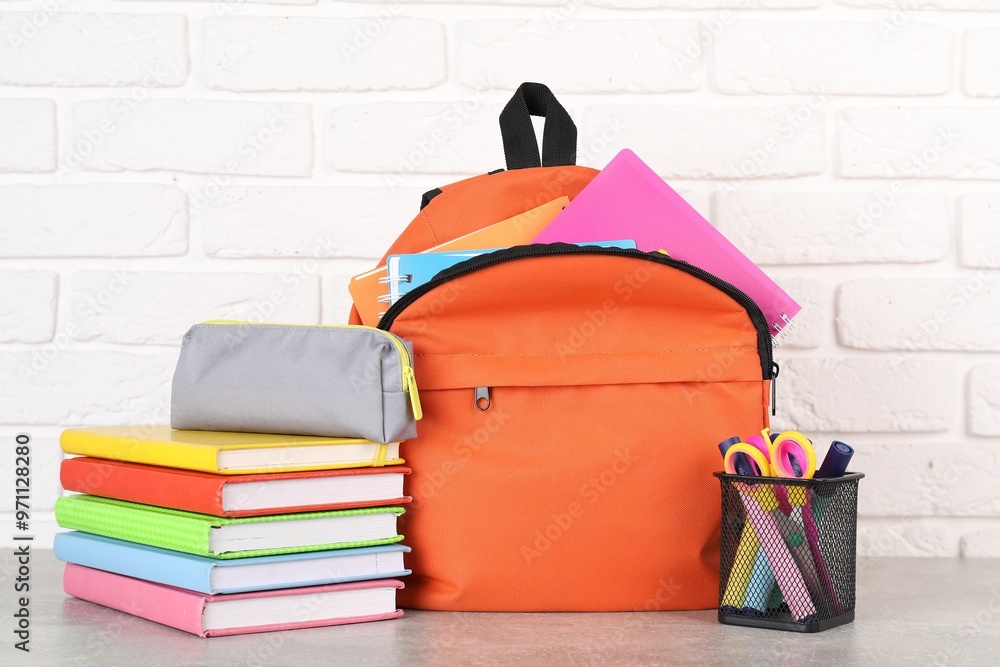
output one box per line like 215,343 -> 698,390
715,472 -> 864,633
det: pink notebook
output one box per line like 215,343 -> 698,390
534,149 -> 800,338
63,563 -> 403,637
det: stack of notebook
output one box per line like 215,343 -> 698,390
55,426 -> 411,637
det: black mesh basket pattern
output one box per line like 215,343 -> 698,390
715,472 -> 864,633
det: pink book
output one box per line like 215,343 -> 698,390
534,149 -> 800,338
63,563 -> 403,637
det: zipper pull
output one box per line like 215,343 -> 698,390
475,386 -> 491,411
771,362 -> 780,417
404,366 -> 423,420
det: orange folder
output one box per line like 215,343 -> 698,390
349,197 -> 569,326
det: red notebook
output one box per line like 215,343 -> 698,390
61,457 -> 411,518
64,564 -> 404,637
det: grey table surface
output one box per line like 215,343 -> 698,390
3,551 -> 997,666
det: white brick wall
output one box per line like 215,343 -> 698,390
198,186 -> 418,258
1,351 -> 175,425
456,20 -> 701,92
963,28 -> 1000,97
70,271 -> 322,344
3,3 -> 999,555
0,271 -> 57,342
329,101 -> 503,174
0,99 -> 55,172
585,104 -> 825,178
714,21 -> 952,95
713,191 -> 949,264
71,99 -> 314,175
202,17 -> 445,92
838,278 -> 1000,351
0,13 -> 188,87
969,365 -> 1000,436
960,194 -> 1000,267
839,107 -> 1000,180
0,184 -> 187,257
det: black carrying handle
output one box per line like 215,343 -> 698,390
499,83 -> 577,170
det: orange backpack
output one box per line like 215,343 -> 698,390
351,83 -> 774,611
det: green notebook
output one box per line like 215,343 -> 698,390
55,495 -> 405,559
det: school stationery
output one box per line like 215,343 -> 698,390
63,564 -> 404,637
721,431 -> 842,618
719,507 -> 760,615
60,457 -> 411,517
385,240 -> 637,304
771,503 -> 826,606
55,532 -> 411,594
716,466 -> 864,632
817,441 -> 854,479
171,322 -> 421,443
719,437 -> 780,616
719,435 -> 776,616
349,197 -> 570,326
722,440 -> 817,622
532,149 -> 801,339
55,495 -> 405,559
768,432 -> 842,616
61,426 -> 403,475
741,550 -> 774,617
725,433 -> 811,616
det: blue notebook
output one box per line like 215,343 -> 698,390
385,240 -> 637,304
54,532 -> 411,594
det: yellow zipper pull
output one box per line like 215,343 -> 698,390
405,365 -> 423,420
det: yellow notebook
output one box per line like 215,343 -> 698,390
349,196 -> 570,326
60,426 -> 403,475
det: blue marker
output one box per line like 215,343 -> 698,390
741,548 -> 774,617
817,441 -> 854,479
812,441 -> 855,525
718,436 -> 754,476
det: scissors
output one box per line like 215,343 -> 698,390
724,430 -> 842,616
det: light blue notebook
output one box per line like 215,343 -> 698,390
385,239 -> 638,304
54,532 -> 411,595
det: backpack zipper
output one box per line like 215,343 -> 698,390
377,244 -> 774,382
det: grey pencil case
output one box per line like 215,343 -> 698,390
170,321 -> 422,444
